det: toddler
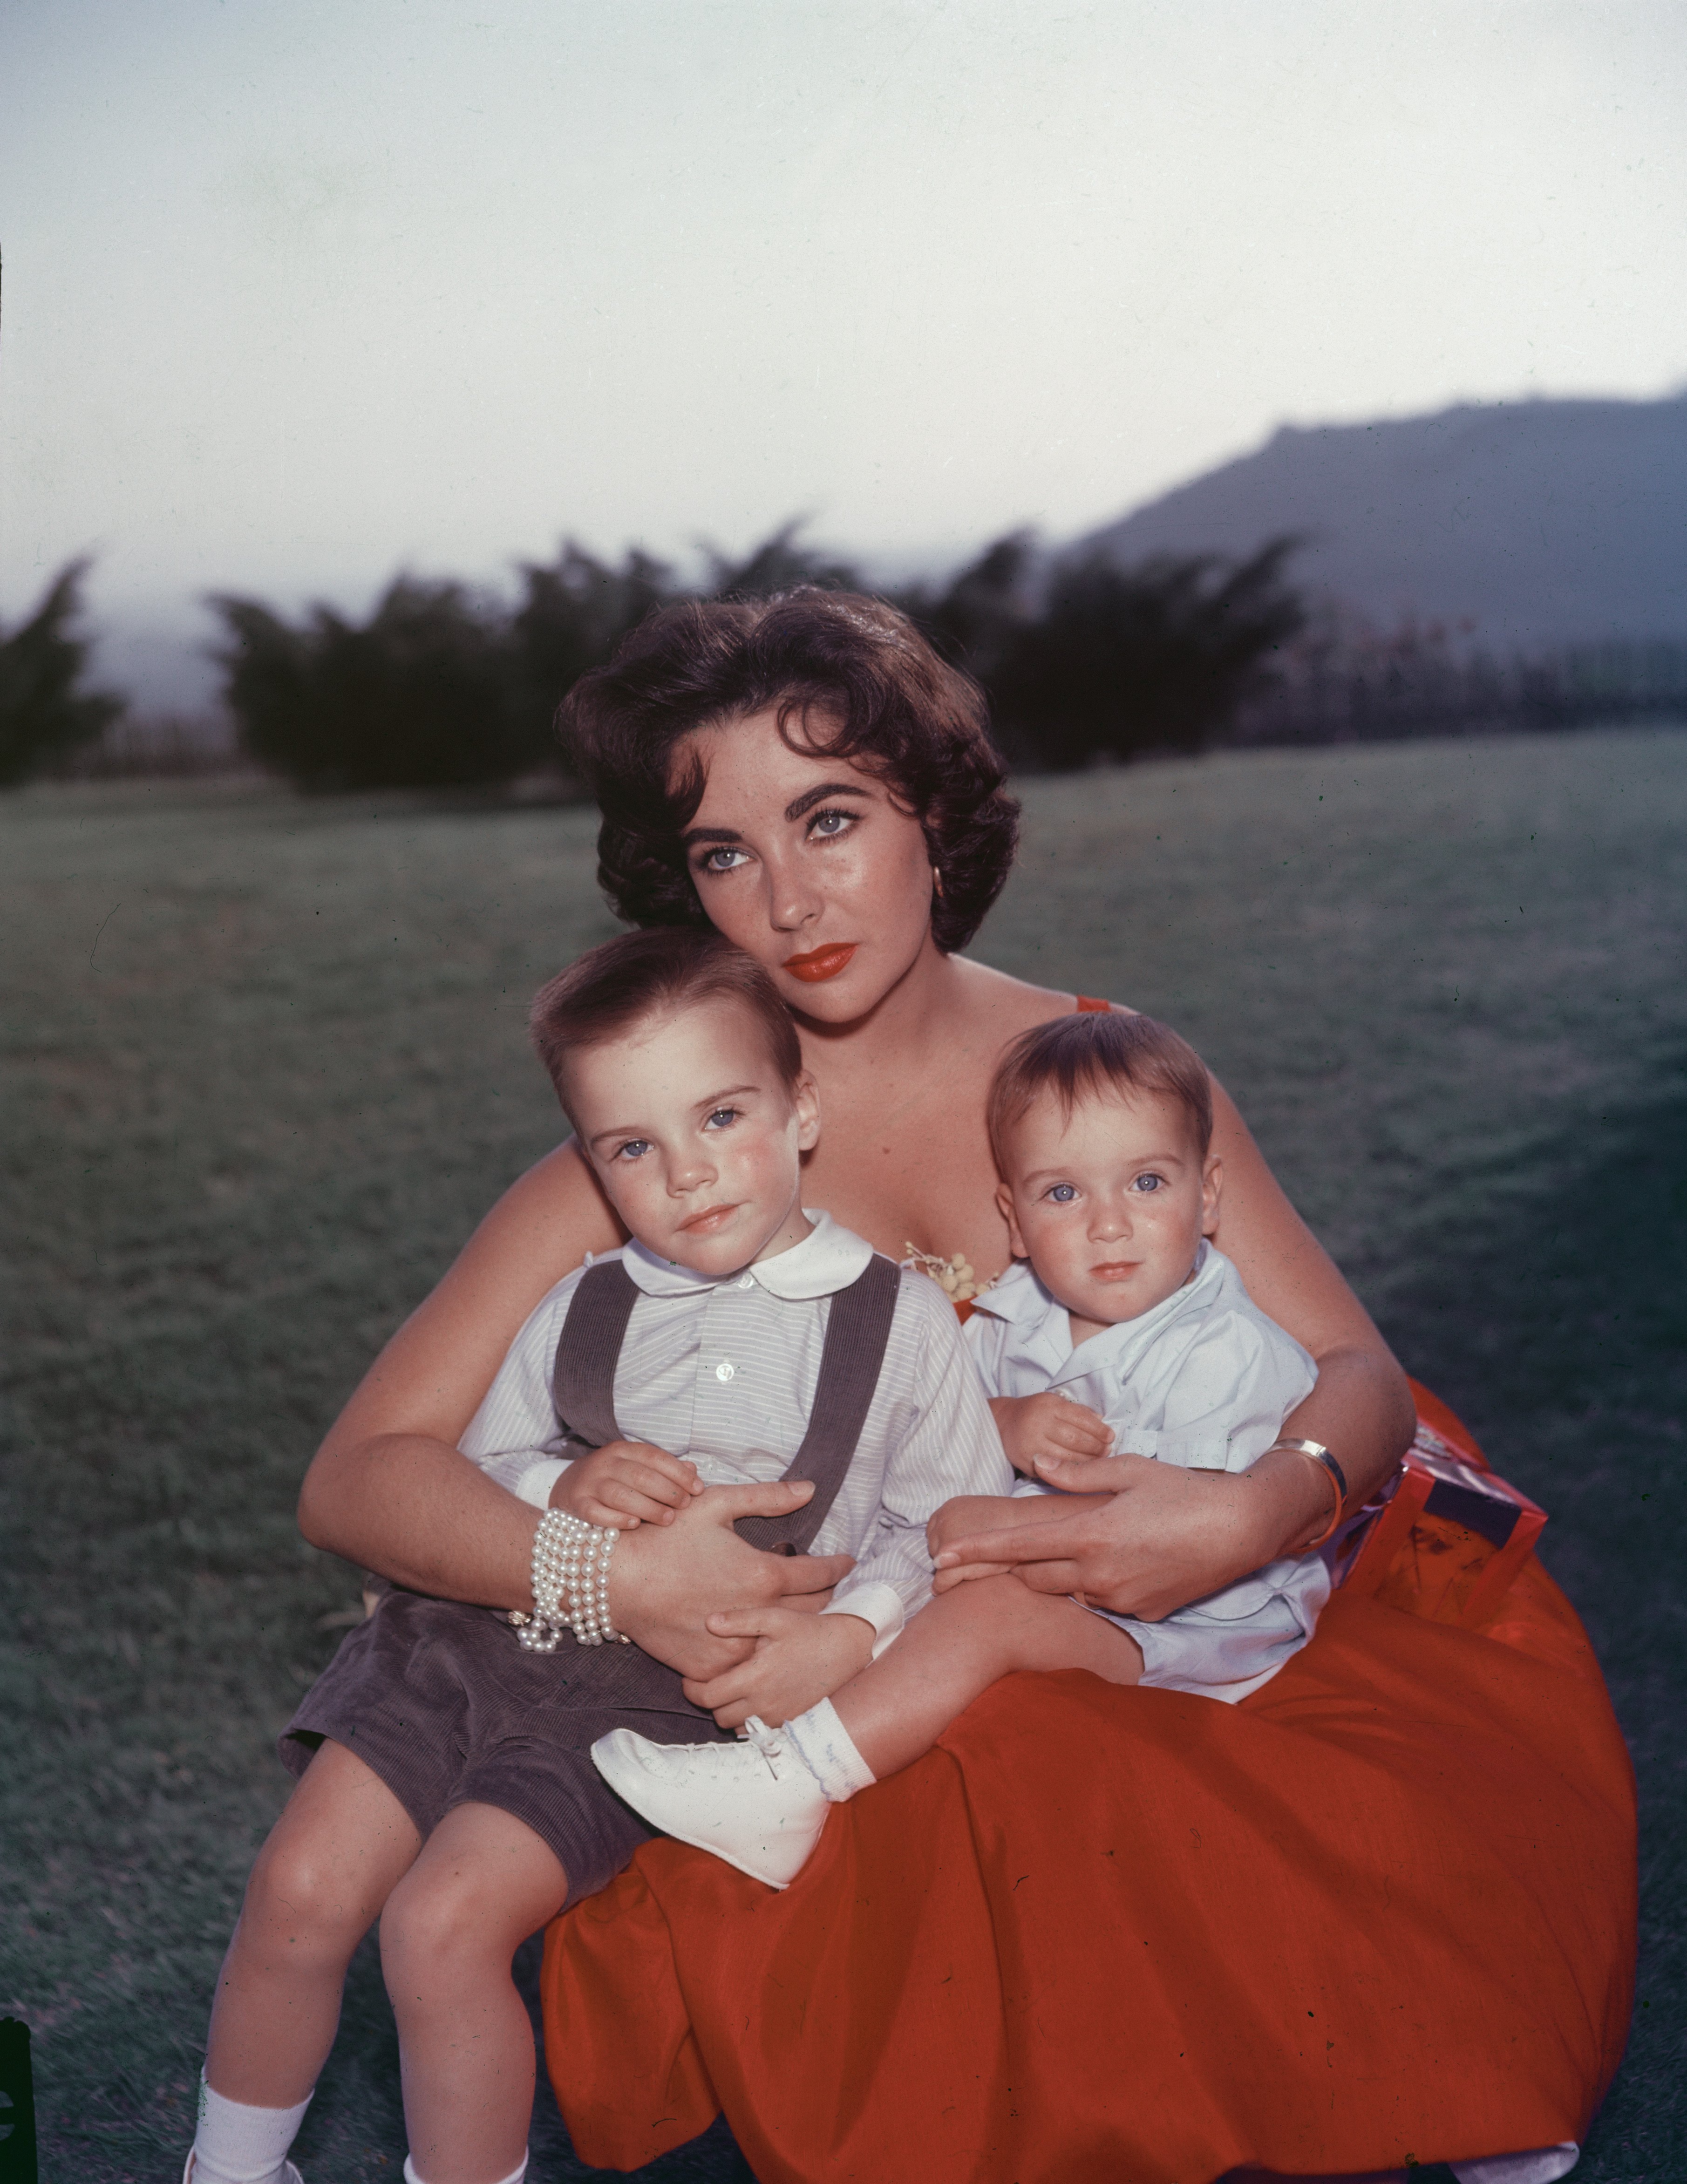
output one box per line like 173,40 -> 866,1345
185,928 -> 1008,2184
597,1011 -> 1336,1885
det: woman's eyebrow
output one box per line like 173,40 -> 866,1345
681,782 -> 870,848
784,782 -> 871,822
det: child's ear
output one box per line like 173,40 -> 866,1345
792,1070 -> 822,1153
996,1180 -> 1029,1259
1201,1154 -> 1223,1237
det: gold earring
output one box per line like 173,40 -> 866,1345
932,866 -> 945,899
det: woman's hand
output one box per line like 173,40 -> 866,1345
929,1487 -> 1118,1592
681,1607 -> 876,1730
931,1450 -> 1331,1621
550,1440 -> 703,1528
989,1393 -> 1112,1477
608,1480 -> 857,1682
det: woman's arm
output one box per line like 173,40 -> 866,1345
296,1141 -> 853,1670
933,1076 -> 1416,1619
1204,1076 -> 1415,1508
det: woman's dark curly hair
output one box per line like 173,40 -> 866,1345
556,588 -> 1020,954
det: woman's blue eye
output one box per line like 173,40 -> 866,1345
700,846 -> 748,874
1047,1183 -> 1078,1203
809,808 -> 855,838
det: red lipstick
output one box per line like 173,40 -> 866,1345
783,942 -> 857,983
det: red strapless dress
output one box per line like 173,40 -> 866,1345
539,1047 -> 1636,2183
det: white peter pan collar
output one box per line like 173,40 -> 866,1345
619,1210 -> 875,1302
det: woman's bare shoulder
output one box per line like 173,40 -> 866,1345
949,953 -> 1070,1025
948,954 -> 1136,1034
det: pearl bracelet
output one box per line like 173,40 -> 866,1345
515,1508 -> 629,1653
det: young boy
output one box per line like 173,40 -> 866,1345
596,1011 -> 1335,1887
186,928 -> 1008,2184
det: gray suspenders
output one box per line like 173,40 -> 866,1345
537,1251 -> 903,1718
551,1252 -> 903,1555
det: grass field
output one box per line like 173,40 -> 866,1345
3,724 -> 1684,2182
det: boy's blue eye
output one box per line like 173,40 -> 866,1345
615,1139 -> 651,1162
704,1107 -> 739,1130
1133,1173 -> 1164,1192
1047,1183 -> 1078,1203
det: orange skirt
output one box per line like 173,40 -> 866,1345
540,1399 -> 1636,2182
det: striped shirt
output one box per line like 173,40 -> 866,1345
460,1211 -> 1013,1649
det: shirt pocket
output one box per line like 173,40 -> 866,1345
1127,1430 -> 1234,1471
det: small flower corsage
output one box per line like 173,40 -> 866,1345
902,1243 -> 988,1306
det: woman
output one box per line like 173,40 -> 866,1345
299,592 -> 1633,2183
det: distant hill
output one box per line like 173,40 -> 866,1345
1079,393 -> 1687,651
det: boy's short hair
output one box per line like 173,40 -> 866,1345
531,929 -> 803,1123
987,1011 -> 1214,1170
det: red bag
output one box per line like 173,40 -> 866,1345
1337,1407 -> 1547,1628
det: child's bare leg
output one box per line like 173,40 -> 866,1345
380,1803 -> 569,2184
206,1737 -> 422,2106
833,1571 -> 1142,1780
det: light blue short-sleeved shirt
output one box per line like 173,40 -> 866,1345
965,1241 -> 1332,1702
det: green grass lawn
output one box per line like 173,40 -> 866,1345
3,724 -> 1683,2182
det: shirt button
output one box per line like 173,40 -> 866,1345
739,1274 -> 755,1289
715,1360 -> 736,1381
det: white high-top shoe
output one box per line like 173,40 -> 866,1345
592,1716 -> 829,1887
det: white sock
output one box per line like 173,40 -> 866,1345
189,2072 -> 312,2184
404,2159 -> 526,2184
783,1698 -> 878,1803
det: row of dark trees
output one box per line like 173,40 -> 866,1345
6,531 -> 1308,790
19,528 -> 1680,793
0,562 -> 125,787
206,525 -> 1307,790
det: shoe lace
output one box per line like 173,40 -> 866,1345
742,1715 -> 788,1774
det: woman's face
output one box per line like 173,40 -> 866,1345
678,707 -> 939,1022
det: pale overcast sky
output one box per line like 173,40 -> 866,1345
1,1 -> 1684,699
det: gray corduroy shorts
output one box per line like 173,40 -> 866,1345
279,1589 -> 733,1905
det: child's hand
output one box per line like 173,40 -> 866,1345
680,1606 -> 876,1729
550,1440 -> 703,1530
990,1392 -> 1113,1478
931,1558 -> 1015,1592
926,1494 -> 1018,1579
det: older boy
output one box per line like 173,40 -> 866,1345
186,929 -> 1007,2184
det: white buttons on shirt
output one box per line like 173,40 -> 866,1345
739,1274 -> 755,1289
715,1360 -> 736,1381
